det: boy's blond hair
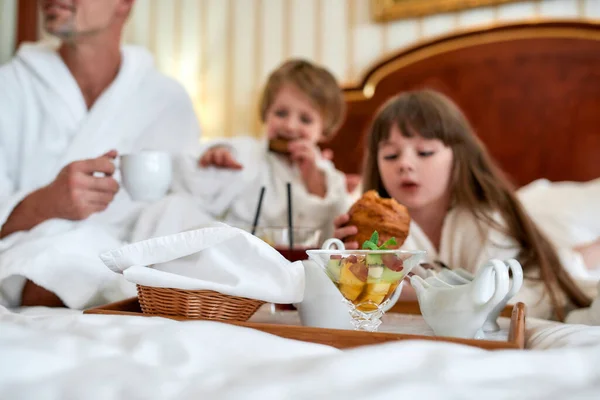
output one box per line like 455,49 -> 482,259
259,59 -> 346,138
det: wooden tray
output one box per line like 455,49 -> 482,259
85,298 -> 525,350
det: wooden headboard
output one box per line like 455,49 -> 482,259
324,21 -> 600,187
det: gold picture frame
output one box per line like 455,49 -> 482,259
372,0 -> 528,22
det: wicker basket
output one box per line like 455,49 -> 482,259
137,285 -> 265,321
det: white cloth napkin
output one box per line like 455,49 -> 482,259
99,225 -> 305,303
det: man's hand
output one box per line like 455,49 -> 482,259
0,150 -> 120,238
44,150 -> 120,220
198,146 -> 243,170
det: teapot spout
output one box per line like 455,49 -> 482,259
410,275 -> 430,300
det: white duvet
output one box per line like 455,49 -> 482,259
2,308 -> 600,399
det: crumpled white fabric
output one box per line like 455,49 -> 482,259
171,136 -> 352,241
518,178 -> 600,251
2,307 -> 600,400
565,281 -> 600,327
99,225 -> 305,303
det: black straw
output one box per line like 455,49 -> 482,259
286,182 -> 294,250
251,186 -> 266,235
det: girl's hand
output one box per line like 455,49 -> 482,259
333,213 -> 359,250
288,139 -> 326,197
198,146 -> 243,170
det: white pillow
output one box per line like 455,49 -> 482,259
518,178 -> 600,248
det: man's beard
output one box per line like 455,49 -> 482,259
44,3 -> 77,39
45,7 -> 110,41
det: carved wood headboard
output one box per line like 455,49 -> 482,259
323,21 -> 600,187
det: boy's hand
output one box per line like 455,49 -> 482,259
198,146 -> 243,170
288,139 -> 319,173
288,139 -> 326,197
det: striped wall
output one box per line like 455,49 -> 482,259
3,0 -> 599,139
0,0 -> 17,64
121,0 -> 596,140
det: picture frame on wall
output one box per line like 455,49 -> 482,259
371,0 -> 527,22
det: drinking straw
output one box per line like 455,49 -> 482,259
251,186 -> 266,235
286,182 -> 294,249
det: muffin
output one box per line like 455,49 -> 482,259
346,190 -> 410,248
268,138 -> 291,154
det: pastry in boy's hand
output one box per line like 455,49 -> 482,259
346,190 -> 410,248
268,138 -> 291,154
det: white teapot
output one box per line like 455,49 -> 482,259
430,259 -> 523,332
411,259 -> 511,339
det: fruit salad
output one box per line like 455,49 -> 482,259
324,232 -> 407,312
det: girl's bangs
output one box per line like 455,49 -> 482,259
372,95 -> 460,147
396,113 -> 457,147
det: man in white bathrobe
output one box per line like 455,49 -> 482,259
0,0 -> 201,308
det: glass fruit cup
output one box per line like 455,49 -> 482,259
307,244 -> 425,332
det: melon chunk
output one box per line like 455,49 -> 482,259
381,266 -> 404,283
326,258 -> 342,281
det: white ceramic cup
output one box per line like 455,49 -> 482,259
295,259 -> 355,330
120,151 -> 172,201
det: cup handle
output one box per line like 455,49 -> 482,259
482,259 -> 523,332
503,259 -> 524,299
321,238 -> 345,250
474,259 -> 510,309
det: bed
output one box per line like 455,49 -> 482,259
3,304 -> 600,398
325,20 -> 600,187
3,21 -> 600,399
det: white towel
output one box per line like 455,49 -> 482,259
100,224 -> 305,303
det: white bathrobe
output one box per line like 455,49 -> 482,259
0,42 -> 201,309
172,136 -> 352,242
401,207 -> 598,320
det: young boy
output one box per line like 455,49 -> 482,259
173,59 -> 351,241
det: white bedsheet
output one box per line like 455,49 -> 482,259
2,307 -> 600,399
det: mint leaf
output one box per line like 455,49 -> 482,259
362,231 -> 398,251
362,241 -> 378,250
379,237 -> 398,250
369,231 -> 379,246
